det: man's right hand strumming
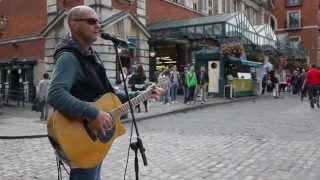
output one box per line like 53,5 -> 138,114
95,111 -> 113,133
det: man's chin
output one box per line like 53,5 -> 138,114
90,37 -> 98,43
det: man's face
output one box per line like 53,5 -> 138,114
70,9 -> 101,44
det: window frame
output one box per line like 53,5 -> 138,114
287,10 -> 301,29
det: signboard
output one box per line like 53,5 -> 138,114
208,61 -> 219,93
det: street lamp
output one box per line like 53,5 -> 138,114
149,48 -> 156,58
149,47 -> 157,82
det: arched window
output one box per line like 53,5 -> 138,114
269,15 -> 277,30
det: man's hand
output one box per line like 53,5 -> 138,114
151,87 -> 164,101
94,111 -> 113,133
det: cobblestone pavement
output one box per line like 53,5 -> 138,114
1,95 -> 320,180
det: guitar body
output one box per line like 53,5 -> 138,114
47,93 -> 126,169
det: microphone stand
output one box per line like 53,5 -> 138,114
112,40 -> 147,180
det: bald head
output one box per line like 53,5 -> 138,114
67,5 -> 95,24
66,5 -> 101,48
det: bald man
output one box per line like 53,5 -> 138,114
48,6 -> 112,180
48,6 -> 161,179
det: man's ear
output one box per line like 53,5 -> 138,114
69,21 -> 78,31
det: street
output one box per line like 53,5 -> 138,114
1,95 -> 320,180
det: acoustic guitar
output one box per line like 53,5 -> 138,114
47,80 -> 167,169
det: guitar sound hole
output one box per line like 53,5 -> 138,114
97,126 -> 116,143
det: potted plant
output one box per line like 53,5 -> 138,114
221,42 -> 245,59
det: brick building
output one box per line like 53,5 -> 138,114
272,0 -> 319,65
0,0 -> 149,101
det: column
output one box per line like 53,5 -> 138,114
218,0 -> 223,14
4,69 -> 10,102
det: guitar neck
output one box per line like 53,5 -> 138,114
110,89 -> 153,118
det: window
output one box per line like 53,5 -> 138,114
222,0 -> 225,13
233,0 -> 238,11
209,9 -> 213,15
286,0 -> 302,6
287,10 -> 301,29
208,0 -> 218,15
193,3 -> 198,11
289,36 -> 301,48
269,16 -> 277,30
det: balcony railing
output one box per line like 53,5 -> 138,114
285,18 -> 302,30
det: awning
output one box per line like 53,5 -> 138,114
227,56 -> 263,68
240,60 -> 263,67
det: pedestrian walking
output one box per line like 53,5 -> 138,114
270,71 -> 280,98
303,64 -> 320,108
37,73 -> 50,120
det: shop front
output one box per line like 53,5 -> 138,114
225,57 -> 263,97
0,59 -> 37,103
195,51 -> 262,97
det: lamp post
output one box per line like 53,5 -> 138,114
149,47 -> 156,82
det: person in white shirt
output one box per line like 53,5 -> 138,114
37,73 -> 50,120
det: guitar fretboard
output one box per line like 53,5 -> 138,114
110,88 -> 153,118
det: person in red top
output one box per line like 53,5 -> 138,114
303,64 -> 320,108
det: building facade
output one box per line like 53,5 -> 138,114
272,0 -> 320,65
0,0 -> 149,102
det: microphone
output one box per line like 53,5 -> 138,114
101,33 -> 128,47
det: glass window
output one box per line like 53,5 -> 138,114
209,9 -> 213,15
193,3 -> 198,11
213,24 -> 223,36
196,26 -> 204,34
287,11 -> 301,28
204,25 -> 213,35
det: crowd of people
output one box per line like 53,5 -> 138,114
114,64 -> 210,114
261,64 -> 320,109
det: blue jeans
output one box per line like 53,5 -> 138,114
170,84 -> 178,102
70,164 -> 101,180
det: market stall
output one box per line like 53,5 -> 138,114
225,58 -> 262,97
